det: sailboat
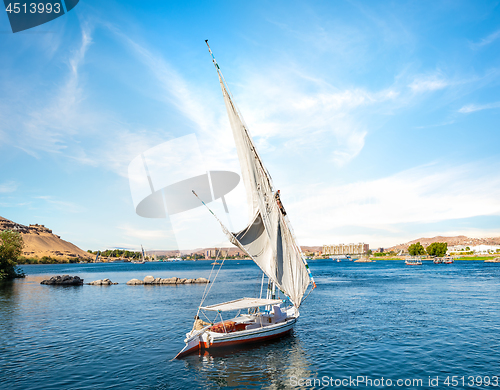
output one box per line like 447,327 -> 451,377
175,41 -> 316,359
131,245 -> 146,264
94,250 -> 101,263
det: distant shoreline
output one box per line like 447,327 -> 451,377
16,257 -> 254,265
16,256 -> 499,266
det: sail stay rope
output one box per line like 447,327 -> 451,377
197,247 -> 227,317
198,252 -> 220,306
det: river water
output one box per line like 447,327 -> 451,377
1,260 -> 499,389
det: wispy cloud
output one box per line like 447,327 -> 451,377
408,74 -> 449,92
471,29 -> 500,49
458,101 -> 500,113
109,28 -> 223,139
0,23 -> 172,179
35,196 -> 84,213
0,201 -> 31,208
102,26 -> 246,180
118,224 -> 170,240
109,23 -> 401,169
9,24 -> 94,159
0,181 -> 18,193
414,120 -> 455,129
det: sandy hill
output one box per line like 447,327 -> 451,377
300,246 -> 322,253
387,235 -> 500,252
0,216 -> 92,260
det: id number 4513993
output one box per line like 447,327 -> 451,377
5,3 -> 62,14
443,376 -> 499,387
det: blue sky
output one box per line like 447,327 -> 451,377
1,1 -> 499,252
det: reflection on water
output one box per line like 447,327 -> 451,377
184,335 -> 311,389
0,281 -> 17,335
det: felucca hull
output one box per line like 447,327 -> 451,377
175,317 -> 296,359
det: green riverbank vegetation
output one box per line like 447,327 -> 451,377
16,256 -> 82,264
87,249 -> 143,259
0,230 -> 26,280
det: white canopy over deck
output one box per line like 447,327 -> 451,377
200,297 -> 283,312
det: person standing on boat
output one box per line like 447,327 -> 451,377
193,315 -> 211,331
275,190 -> 287,216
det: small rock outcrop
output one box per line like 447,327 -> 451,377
88,278 -> 118,285
126,276 -> 209,285
126,278 -> 144,285
41,275 -> 84,285
160,277 -> 178,284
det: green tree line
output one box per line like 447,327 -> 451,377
408,242 -> 448,257
88,249 -> 142,259
0,230 -> 25,280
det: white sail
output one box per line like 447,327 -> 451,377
209,45 -> 313,307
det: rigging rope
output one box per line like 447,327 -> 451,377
198,253 -> 218,309
197,247 -> 227,313
199,254 -> 226,309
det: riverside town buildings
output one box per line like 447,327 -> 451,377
205,249 -> 228,259
448,244 -> 500,254
323,243 -> 369,256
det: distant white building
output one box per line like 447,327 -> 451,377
448,245 -> 467,252
205,249 -> 228,258
323,243 -> 369,255
448,244 -> 500,254
471,245 -> 500,254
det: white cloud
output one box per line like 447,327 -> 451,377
235,69 -> 398,166
458,101 -> 500,114
414,120 -> 455,129
289,161 -> 500,246
471,29 -> 500,49
0,181 -> 18,193
409,75 -> 448,92
0,201 -> 31,208
118,224 -> 172,242
35,196 -> 84,213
